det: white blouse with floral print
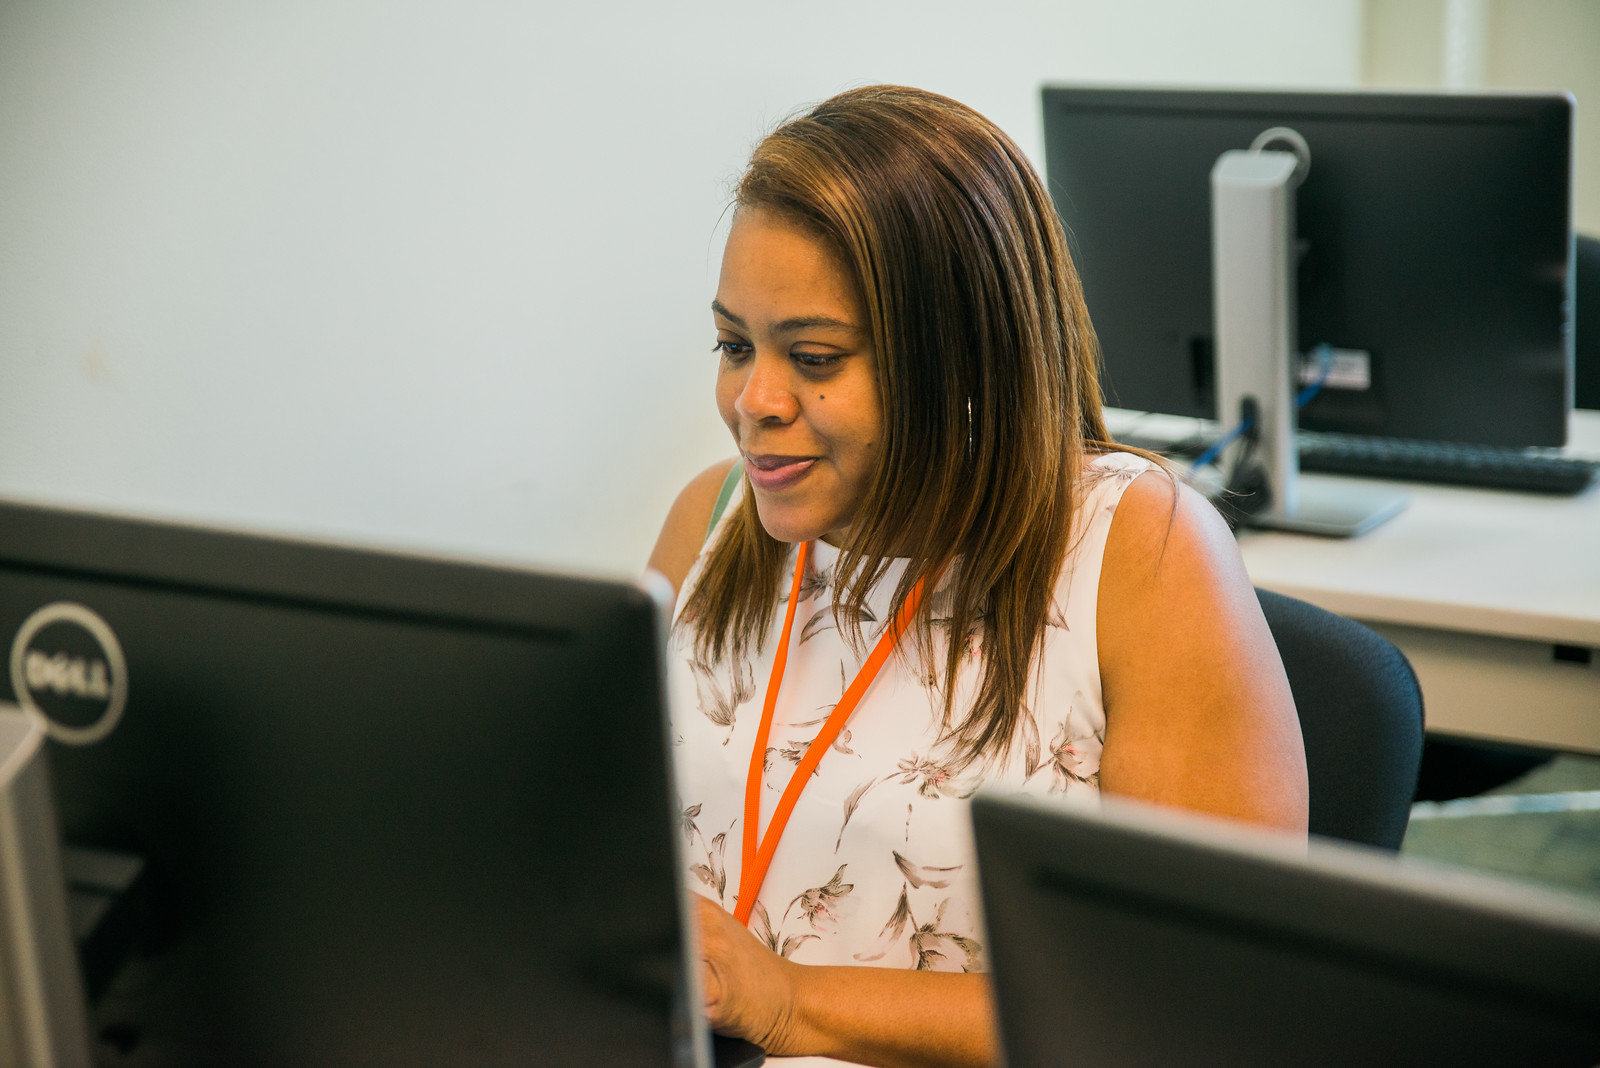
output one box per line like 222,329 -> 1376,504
668,451 -> 1154,972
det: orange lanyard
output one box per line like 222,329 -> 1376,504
732,540 -> 930,926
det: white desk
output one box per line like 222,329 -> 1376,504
1114,408 -> 1600,754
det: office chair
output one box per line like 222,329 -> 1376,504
1577,233 -> 1598,412
1255,589 -> 1424,851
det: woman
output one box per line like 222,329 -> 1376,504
648,85 -> 1307,1068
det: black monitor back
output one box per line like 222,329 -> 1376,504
1577,232 -> 1599,410
1041,86 -> 1573,446
973,794 -> 1600,1068
0,499 -> 692,1066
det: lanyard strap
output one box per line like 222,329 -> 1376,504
733,541 -> 929,926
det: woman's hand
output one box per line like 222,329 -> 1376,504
695,894 -> 804,1052
695,894 -> 999,1067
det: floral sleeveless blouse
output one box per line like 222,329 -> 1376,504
668,451 -> 1154,972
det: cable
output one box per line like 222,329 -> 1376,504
1190,344 -> 1334,473
1190,417 -> 1253,472
1217,396 -> 1268,532
1297,343 -> 1334,408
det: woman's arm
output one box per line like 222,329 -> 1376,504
1096,471 -> 1309,831
647,458 -> 738,598
696,896 -> 998,1068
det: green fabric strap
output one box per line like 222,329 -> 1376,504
704,463 -> 742,544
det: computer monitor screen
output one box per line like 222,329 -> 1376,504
972,794 -> 1600,1067
0,499 -> 699,1067
1041,87 -> 1573,447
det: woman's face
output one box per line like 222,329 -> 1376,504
714,207 -> 882,546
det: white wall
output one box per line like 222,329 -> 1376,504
0,1 -> 1362,577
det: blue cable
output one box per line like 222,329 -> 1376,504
1191,418 -> 1252,472
1191,345 -> 1334,472
1297,343 -> 1334,407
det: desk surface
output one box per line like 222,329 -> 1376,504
1237,410 -> 1600,647
1108,409 -> 1600,648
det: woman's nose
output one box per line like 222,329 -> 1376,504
734,351 -> 799,425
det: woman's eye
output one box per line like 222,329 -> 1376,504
793,351 -> 842,370
713,340 -> 751,360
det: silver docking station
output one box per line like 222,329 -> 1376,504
1211,136 -> 1407,537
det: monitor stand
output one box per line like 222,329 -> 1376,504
1211,143 -> 1407,537
0,705 -> 93,1067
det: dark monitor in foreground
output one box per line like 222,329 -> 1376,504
1041,86 -> 1573,447
973,794 -> 1600,1067
0,499 -> 705,1067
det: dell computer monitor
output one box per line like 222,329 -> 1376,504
1041,86 -> 1574,447
0,498 -> 707,1067
973,793 -> 1600,1067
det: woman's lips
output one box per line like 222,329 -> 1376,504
744,454 -> 818,492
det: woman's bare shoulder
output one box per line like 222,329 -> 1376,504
647,458 -> 739,596
1096,468 -> 1258,660
1099,466 -> 1238,585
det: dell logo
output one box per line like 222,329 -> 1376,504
9,602 -> 127,745
25,650 -> 113,700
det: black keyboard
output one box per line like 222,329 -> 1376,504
1296,433 -> 1599,495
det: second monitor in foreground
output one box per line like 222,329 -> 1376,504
973,793 -> 1600,1067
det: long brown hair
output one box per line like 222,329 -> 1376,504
683,84 -> 1125,769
